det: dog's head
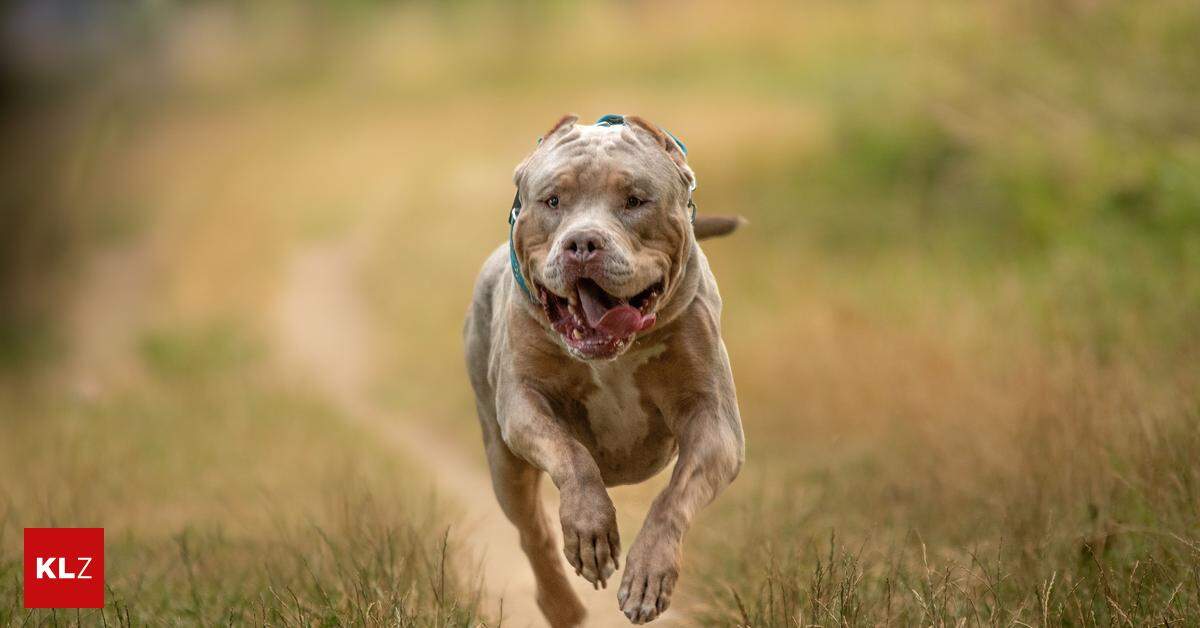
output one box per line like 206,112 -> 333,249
510,114 -> 698,361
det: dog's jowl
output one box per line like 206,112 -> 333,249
464,114 -> 744,626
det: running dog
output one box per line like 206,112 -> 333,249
464,114 -> 744,626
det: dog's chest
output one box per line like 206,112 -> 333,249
578,344 -> 676,485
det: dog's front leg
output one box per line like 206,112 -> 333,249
499,385 -> 621,588
618,404 -> 744,624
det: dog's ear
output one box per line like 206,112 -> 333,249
625,115 -> 696,193
543,113 -> 579,139
514,114 -> 580,185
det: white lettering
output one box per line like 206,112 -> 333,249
57,558 -> 76,579
36,557 -> 56,579
76,557 -> 93,579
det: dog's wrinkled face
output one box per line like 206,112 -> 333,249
512,115 -> 697,360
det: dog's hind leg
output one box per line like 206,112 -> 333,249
484,437 -> 586,627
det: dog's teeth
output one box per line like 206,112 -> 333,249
572,329 -> 583,340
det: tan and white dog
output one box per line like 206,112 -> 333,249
464,114 -> 744,626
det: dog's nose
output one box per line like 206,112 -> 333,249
561,229 -> 607,264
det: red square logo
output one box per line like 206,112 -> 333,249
24,528 -> 105,609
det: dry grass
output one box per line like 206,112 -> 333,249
691,299 -> 1200,624
0,328 -> 481,626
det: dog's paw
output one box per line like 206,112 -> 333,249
559,486 -> 620,588
617,535 -> 681,624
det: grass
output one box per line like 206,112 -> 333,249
674,4 -> 1200,624
1,0 -> 1198,624
0,323 -> 481,626
1,504 -> 477,626
692,392 -> 1200,625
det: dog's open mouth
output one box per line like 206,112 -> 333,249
536,278 -> 661,358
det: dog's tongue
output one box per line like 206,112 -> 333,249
577,280 -> 655,337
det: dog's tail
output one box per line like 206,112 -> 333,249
694,215 -> 746,241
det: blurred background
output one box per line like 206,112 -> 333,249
2,1 -> 1198,625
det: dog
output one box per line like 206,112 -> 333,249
464,114 -> 744,626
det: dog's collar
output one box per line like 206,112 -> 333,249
595,113 -> 689,156
508,114 -> 695,305
508,191 -> 537,303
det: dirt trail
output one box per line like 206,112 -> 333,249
61,244 -> 153,396
274,236 -> 672,627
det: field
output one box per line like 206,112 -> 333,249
2,1 -> 1198,625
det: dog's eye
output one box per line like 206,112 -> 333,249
625,196 -> 643,209
546,195 -> 559,208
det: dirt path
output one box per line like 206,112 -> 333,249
61,244 -> 153,397
274,236 -> 673,627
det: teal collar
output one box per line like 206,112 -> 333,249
508,190 -> 535,303
508,114 -> 693,305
